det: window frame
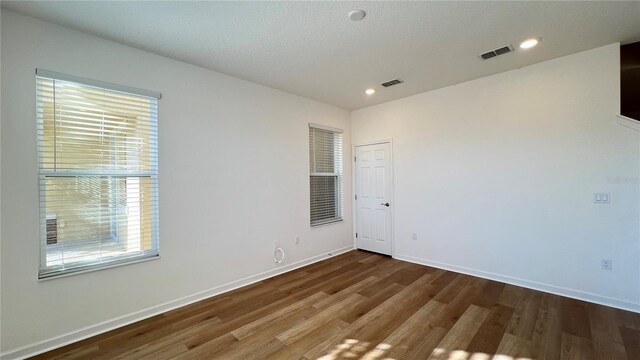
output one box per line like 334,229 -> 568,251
309,123 -> 344,227
36,69 -> 161,280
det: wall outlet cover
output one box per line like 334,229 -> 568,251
601,259 -> 612,270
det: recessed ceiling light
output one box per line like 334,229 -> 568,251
365,88 -> 375,95
349,10 -> 366,21
520,38 -> 539,49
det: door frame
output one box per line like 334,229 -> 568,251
352,139 -> 395,257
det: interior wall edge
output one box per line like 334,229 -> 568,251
395,253 -> 640,314
617,115 -> 640,132
0,245 -> 355,360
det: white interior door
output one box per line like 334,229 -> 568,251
355,142 -> 392,255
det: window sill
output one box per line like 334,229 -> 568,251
311,219 -> 344,228
38,254 -> 160,281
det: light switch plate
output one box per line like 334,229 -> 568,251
594,192 -> 610,204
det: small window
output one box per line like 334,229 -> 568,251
309,124 -> 343,226
36,69 -> 160,279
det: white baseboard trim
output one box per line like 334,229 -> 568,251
1,245 -> 354,360
395,253 -> 640,314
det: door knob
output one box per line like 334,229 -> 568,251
381,202 -> 390,207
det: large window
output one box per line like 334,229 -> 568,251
309,124 -> 343,226
37,69 -> 160,279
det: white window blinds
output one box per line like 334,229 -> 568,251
36,70 -> 160,279
309,124 -> 343,226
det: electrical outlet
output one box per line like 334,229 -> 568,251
601,259 -> 612,270
295,236 -> 300,245
412,233 -> 418,241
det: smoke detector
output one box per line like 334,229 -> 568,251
349,10 -> 366,21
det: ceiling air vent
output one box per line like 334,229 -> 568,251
381,79 -> 404,87
480,45 -> 514,60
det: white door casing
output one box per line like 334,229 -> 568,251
355,142 -> 393,255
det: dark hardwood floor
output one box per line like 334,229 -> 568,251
31,250 -> 640,359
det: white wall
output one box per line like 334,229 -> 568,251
352,43 -> 640,312
0,10 -> 352,357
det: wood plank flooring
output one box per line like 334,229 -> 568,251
31,250 -> 640,359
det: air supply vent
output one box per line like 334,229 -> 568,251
480,45 -> 514,60
381,79 -> 404,87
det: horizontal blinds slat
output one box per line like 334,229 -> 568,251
36,69 -> 161,99
38,143 -> 158,153
36,111 -> 157,126
36,98 -> 158,116
308,123 -> 344,134
37,116 -> 157,129
40,130 -> 156,143
35,87 -> 158,106
36,97 -> 157,116
38,74 -> 159,279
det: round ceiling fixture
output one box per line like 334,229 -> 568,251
349,9 -> 366,21
520,38 -> 539,49
365,88 -> 375,95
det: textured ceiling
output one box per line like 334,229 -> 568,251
2,1 -> 639,110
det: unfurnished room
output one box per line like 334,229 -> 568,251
1,1 -> 640,359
